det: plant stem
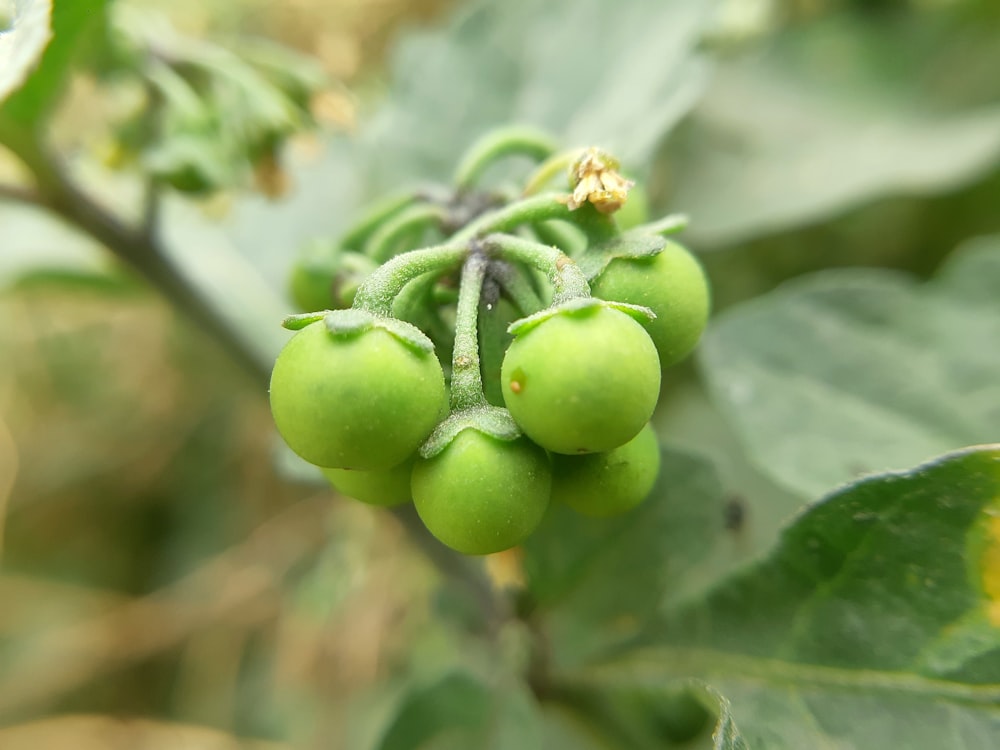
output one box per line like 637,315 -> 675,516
5,140 -> 502,626
449,252 -> 489,411
453,126 -> 558,190
483,233 -> 590,304
521,150 -> 577,197
531,219 -> 585,257
364,202 -> 447,263
338,190 -> 420,251
14,140 -> 272,385
454,193 -> 576,241
490,260 -> 544,316
351,242 -> 468,317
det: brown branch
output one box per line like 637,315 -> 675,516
5,139 -> 503,641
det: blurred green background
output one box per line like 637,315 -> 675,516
1,0 -> 999,747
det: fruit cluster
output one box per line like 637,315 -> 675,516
270,134 -> 710,555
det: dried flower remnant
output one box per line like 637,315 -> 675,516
565,147 -> 634,214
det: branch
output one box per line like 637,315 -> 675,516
0,182 -> 47,208
12,140 -> 503,628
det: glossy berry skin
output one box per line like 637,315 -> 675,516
590,241 -> 709,368
322,456 -> 415,507
501,305 -> 660,454
269,322 -> 447,470
552,423 -> 660,517
412,431 -> 551,555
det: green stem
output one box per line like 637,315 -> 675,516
453,126 -> 558,190
449,252 -> 489,411
522,150 -> 577,197
392,270 -> 455,357
490,260 -> 545,316
454,193 -> 576,241
351,242 -> 468,317
483,233 -> 590,304
338,191 -> 421,251
364,202 -> 447,262
13,137 -> 271,383
531,220 -> 585,257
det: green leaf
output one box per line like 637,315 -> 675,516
0,0 -> 108,132
0,0 -> 52,104
375,673 -> 542,750
522,448 -> 727,668
359,0 -> 719,194
662,13 -> 1000,246
699,237 -> 1000,498
579,446 -> 1000,749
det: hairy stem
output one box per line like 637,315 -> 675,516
365,202 -> 447,263
351,242 -> 468,317
490,260 -> 545,316
483,233 -> 590,304
453,126 -> 558,190
449,251 -> 489,411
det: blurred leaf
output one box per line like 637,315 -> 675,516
522,448 -> 727,668
0,0 -> 52,105
584,446 -> 1000,749
662,14 -> 1000,246
375,673 -> 542,750
0,202 -> 104,287
7,266 -> 140,295
0,0 -> 108,137
654,379 -> 809,586
226,0 -> 721,299
358,0 -> 719,195
699,236 -> 1000,498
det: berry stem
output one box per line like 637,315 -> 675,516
337,191 -> 421,251
531,219 -> 585,257
364,202 -> 448,262
351,242 -> 468,317
449,250 -> 490,411
490,259 -> 545,316
522,149 -> 578,197
454,193 -> 576,241
483,233 -> 590,305
453,126 -> 558,190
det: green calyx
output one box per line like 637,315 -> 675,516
507,296 -> 655,338
282,309 -> 436,355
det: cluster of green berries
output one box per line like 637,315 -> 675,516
269,135 -> 710,555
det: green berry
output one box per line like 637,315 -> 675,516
322,456 -> 415,507
412,430 -> 551,555
501,305 -> 660,454
552,423 -> 660,517
591,241 -> 709,368
269,321 -> 447,470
